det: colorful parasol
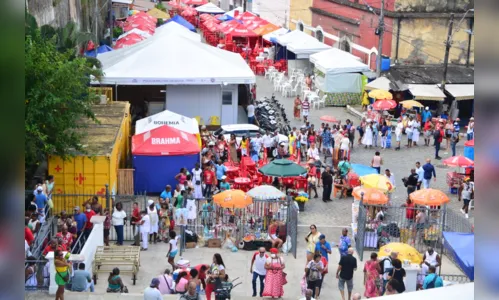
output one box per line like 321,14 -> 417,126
368,89 -> 393,100
213,189 -> 253,208
409,189 -> 450,206
359,174 -> 395,193
352,187 -> 388,204
400,100 -> 423,109
320,115 -> 340,123
372,99 -> 397,111
378,242 -> 423,264
443,156 -> 474,167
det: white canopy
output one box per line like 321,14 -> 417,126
365,76 -> 391,90
309,48 -> 370,75
276,30 -> 315,47
443,84 -> 474,100
135,110 -> 200,136
154,21 -> 201,41
408,84 -> 446,101
97,34 -> 255,85
286,38 -> 331,59
195,3 -> 225,14
262,28 -> 289,42
371,283 -> 473,300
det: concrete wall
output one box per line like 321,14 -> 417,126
289,0 -> 314,34
394,0 -> 471,12
390,17 -> 474,65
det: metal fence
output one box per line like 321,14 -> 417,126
24,259 -> 50,291
355,203 -> 473,261
286,198 -> 299,258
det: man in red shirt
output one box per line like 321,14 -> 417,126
25,219 -> 34,246
131,202 -> 141,246
43,239 -> 63,256
83,204 -> 96,239
402,197 -> 415,225
203,166 -> 216,198
194,264 -> 210,290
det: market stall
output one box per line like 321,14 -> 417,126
442,232 -> 474,281
443,156 -> 474,193
309,48 -> 371,106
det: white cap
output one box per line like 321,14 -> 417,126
148,199 -> 154,205
201,125 -> 206,129
425,106 -> 429,110
208,141 -> 215,146
36,186 -> 43,192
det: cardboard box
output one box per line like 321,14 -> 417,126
185,242 -> 197,249
207,239 -> 221,248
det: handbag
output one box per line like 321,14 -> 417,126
163,275 -> 175,294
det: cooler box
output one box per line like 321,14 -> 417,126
464,146 -> 474,161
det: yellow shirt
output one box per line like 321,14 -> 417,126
240,140 -> 247,149
289,135 -> 296,155
306,232 -> 321,253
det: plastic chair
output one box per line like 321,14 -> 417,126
194,116 -> 204,126
208,116 -> 220,125
318,95 -> 326,109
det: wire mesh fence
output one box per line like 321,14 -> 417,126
24,259 -> 50,291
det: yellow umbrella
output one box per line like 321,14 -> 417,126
359,174 -> 395,193
378,242 -> 423,264
213,189 -> 253,208
368,89 -> 393,100
147,8 -> 170,20
400,100 -> 423,109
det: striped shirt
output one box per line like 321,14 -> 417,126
301,101 -> 310,110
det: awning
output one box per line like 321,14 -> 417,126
408,84 -> 446,101
365,77 -> 391,90
444,84 -> 474,100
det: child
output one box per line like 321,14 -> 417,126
167,231 -> 180,270
103,208 -> 111,246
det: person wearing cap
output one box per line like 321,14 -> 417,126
276,141 -> 288,159
144,277 -> 162,300
315,234 -> 332,261
459,177 -> 474,219
34,186 -> 47,219
466,117 -> 474,141
73,206 -> 87,236
450,126 -> 460,157
147,199 -> 159,244
219,176 -> 230,191
422,106 -> 432,123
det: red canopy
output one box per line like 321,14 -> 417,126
224,23 -> 258,37
183,0 -> 208,5
114,33 -> 146,49
127,12 -> 157,25
132,125 -> 200,156
219,19 -> 241,32
442,156 -> 474,167
234,11 -> 259,21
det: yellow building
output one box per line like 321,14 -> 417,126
289,0 -> 314,34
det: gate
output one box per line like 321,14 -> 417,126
112,193 -> 148,241
355,202 -> 367,261
286,198 -> 298,258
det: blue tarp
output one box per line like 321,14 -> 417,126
166,15 -> 196,32
84,45 -> 113,57
443,232 -> 474,280
133,154 -> 199,193
351,164 -> 378,176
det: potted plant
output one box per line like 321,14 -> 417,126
294,191 -> 309,212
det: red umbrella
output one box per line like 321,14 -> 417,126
372,99 -> 397,110
124,22 -> 155,35
128,12 -> 157,25
443,156 -> 474,167
226,23 -> 258,37
183,0 -> 208,5
234,11 -> 259,21
114,33 -> 146,49
320,115 -> 339,123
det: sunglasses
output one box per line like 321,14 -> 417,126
310,227 -> 316,230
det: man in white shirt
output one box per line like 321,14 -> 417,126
299,289 -> 316,300
254,132 -> 263,149
139,210 -> 151,251
262,130 -> 273,157
381,251 -> 398,295
247,102 -> 255,124
384,169 -> 396,189
395,118 -> 404,150
144,278 -> 162,300
307,143 -> 320,161
415,161 -> 424,190
250,247 -> 268,297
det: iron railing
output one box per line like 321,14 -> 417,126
24,260 -> 50,291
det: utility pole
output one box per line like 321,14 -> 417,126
375,0 -> 385,77
442,13 -> 454,90
243,0 -> 247,12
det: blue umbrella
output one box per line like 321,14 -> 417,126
350,164 -> 377,177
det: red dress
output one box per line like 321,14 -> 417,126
262,257 -> 286,297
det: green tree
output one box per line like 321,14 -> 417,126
25,25 -> 102,179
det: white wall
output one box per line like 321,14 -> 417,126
167,85 -> 237,125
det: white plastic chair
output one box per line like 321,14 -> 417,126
290,82 -> 301,97
264,67 -> 276,79
302,87 -> 311,99
318,95 -> 327,109
281,83 -> 292,97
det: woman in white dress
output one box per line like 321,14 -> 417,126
362,123 -> 374,148
412,119 -> 421,146
185,196 -> 197,224
147,200 -> 159,244
191,163 -> 203,200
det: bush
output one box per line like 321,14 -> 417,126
113,27 -> 123,38
156,3 -> 167,12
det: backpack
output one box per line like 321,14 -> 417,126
378,257 -> 391,275
307,262 -> 321,282
426,274 -> 439,289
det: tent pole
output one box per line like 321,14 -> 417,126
115,83 -> 118,101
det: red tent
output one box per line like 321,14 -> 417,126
183,0 -> 208,5
219,19 -> 241,32
124,17 -> 156,34
132,125 -> 200,156
127,12 -> 157,26
234,11 -> 259,21
114,33 -> 146,49
224,23 -> 259,37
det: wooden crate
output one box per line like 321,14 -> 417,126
118,169 -> 134,194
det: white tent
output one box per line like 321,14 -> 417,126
276,30 -> 318,47
135,110 -> 200,137
262,28 -> 289,42
310,49 -> 371,75
287,39 -> 332,59
408,84 -> 446,101
97,34 -> 255,85
195,3 -> 225,14
154,21 -> 201,41
365,76 -> 392,90
371,283 -> 473,300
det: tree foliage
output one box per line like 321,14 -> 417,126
25,13 -> 103,178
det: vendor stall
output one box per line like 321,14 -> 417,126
442,232 -> 474,281
309,48 -> 371,106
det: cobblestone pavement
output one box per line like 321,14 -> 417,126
256,76 -> 473,229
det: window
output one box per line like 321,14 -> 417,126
297,21 -> 304,32
315,26 -> 324,42
341,40 -> 351,53
222,91 -> 232,105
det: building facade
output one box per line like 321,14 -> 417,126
290,0 -> 474,68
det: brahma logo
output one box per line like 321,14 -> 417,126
152,137 -> 180,145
